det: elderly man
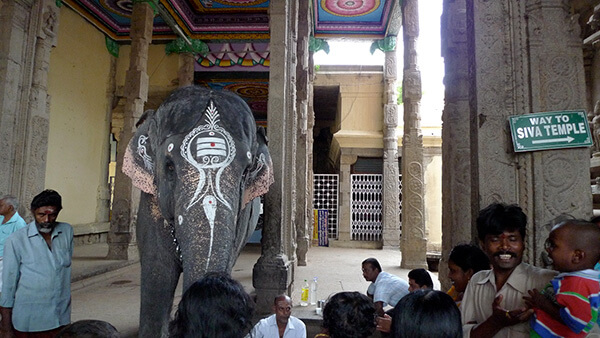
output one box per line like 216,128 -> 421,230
362,257 -> 409,317
0,195 -> 27,292
461,203 -> 557,338
0,190 -> 73,337
248,294 -> 306,338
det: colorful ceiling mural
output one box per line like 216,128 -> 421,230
62,0 -> 398,41
61,0 -> 399,119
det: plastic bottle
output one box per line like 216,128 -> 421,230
310,277 -> 318,305
300,279 -> 309,306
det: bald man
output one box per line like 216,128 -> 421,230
248,295 -> 306,338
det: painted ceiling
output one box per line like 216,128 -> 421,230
62,0 -> 400,121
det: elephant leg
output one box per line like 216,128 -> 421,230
137,192 -> 182,337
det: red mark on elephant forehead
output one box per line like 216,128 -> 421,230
211,142 -> 215,147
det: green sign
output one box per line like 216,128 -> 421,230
509,110 -> 592,152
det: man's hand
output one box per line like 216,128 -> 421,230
376,314 -> 392,333
470,294 -> 533,338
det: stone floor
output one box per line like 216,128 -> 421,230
70,242 -> 440,337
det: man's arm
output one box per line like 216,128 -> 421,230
0,307 -> 14,337
524,289 -> 562,322
374,301 -> 385,317
469,295 -> 533,338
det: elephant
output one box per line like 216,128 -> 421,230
122,86 -> 273,337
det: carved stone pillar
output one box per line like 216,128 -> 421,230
524,1 -> 591,263
382,45 -> 401,250
295,0 -> 312,266
107,1 -> 153,260
440,0 -> 472,290
253,0 -> 295,314
0,0 -> 59,215
400,0 -> 427,269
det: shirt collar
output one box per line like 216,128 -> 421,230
26,221 -> 62,238
478,262 -> 527,291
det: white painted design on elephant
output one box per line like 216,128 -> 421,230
246,151 -> 252,160
168,143 -> 174,152
137,135 -> 154,173
202,195 -> 217,268
178,215 -> 183,225
180,100 -> 236,267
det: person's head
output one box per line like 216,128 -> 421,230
447,244 -> 490,293
322,291 -> 376,338
476,203 -> 526,272
361,258 -> 382,282
545,220 -> 600,272
169,272 -> 254,338
391,289 -> 461,338
55,320 -> 119,338
30,189 -> 62,234
273,294 -> 292,326
0,195 -> 18,218
407,268 -> 434,292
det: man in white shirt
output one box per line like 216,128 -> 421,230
362,257 -> 410,317
248,294 -> 306,338
0,195 -> 27,291
461,203 -> 557,338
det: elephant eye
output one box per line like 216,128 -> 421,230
165,158 -> 176,177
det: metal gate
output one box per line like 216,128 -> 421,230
313,174 -> 339,240
351,174 -> 402,241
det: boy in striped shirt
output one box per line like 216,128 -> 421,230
524,220 -> 600,337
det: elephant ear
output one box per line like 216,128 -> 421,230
243,126 -> 274,206
122,109 -> 158,195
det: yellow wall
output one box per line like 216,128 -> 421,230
46,6 -> 112,224
315,69 -> 385,150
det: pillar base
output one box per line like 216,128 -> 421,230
253,254 -> 292,314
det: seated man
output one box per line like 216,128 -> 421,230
408,268 -> 434,292
362,257 -> 409,316
248,294 -> 306,338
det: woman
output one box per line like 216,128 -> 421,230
446,243 -> 490,306
391,290 -> 462,338
315,291 -> 376,338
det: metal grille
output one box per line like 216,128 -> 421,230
351,174 -> 403,241
313,174 -> 339,240
351,174 -> 383,241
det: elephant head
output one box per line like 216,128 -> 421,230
122,86 -> 273,288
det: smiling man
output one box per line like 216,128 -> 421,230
0,190 -> 73,338
460,203 -> 557,338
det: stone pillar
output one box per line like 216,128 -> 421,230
400,0 -> 427,269
337,152 -> 357,242
253,0 -> 295,314
382,44 -> 401,249
178,52 -> 195,87
440,0 -> 473,290
524,1 -> 591,263
295,0 -> 311,266
107,1 -> 153,260
0,0 -> 59,215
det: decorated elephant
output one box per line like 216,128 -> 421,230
122,86 -> 273,336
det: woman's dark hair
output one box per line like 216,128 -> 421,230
169,272 -> 254,338
30,189 -> 62,211
391,290 -> 462,338
448,244 -> 490,273
476,203 -> 526,241
408,269 -> 434,289
322,291 -> 376,338
56,320 -> 119,338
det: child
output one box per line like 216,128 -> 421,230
524,220 -> 600,338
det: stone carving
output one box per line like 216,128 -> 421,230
592,101 -> 600,154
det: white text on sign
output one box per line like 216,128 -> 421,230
516,115 -> 587,139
